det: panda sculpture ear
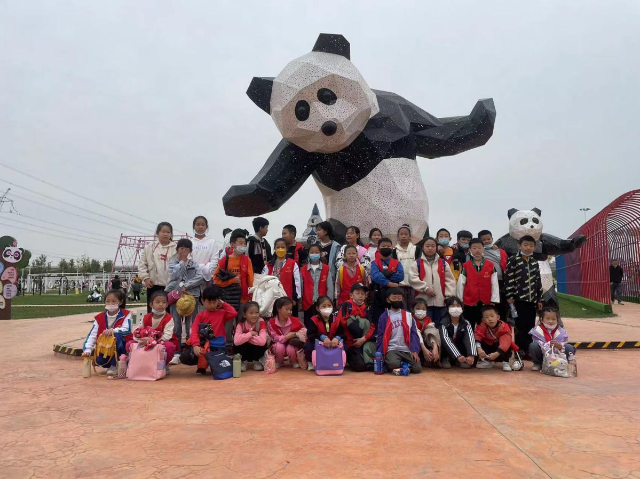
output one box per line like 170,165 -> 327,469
532,207 -> 542,216
246,77 -> 274,114
312,33 -> 350,60
507,208 -> 518,219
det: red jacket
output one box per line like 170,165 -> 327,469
300,263 -> 329,310
336,300 -> 375,347
474,320 -> 513,353
93,309 -> 133,342
268,259 -> 297,299
142,312 -> 178,348
462,260 -> 494,306
189,302 -> 237,345
219,254 -> 252,302
268,316 -> 304,335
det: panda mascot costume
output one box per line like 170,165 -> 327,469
495,208 -> 586,319
223,33 -> 496,242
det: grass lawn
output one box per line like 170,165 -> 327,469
11,305 -> 106,320
557,296 -> 615,318
13,293 -> 144,306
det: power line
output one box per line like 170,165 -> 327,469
9,211 -> 121,240
0,160 -> 158,226
0,188 -> 18,213
0,178 -> 150,232
0,221 -> 116,248
2,215 -> 118,244
8,193 -> 149,235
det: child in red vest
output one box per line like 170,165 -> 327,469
234,301 -> 268,371
479,229 -> 509,319
475,304 -> 515,371
376,288 -> 422,373
412,298 -> 441,367
263,238 -> 302,312
300,244 -> 332,326
409,237 -> 456,326
282,224 -> 307,265
82,289 -> 133,376
179,285 -> 237,374
304,296 -> 343,370
370,237 -> 405,326
365,227 -> 383,262
456,238 -> 500,330
336,283 -> 376,372
127,290 -> 178,366
267,297 -> 308,368
335,245 -> 369,305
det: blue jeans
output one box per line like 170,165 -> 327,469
427,306 -> 446,326
611,283 -> 622,303
529,342 -> 576,365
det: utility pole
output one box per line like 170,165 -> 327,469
579,207 -> 591,224
0,188 -> 18,213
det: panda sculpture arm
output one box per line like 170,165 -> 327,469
223,139 -> 318,216
540,233 -> 587,256
413,98 -> 496,159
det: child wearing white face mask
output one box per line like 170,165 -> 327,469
529,307 -> 575,372
412,299 -> 441,367
439,296 -> 477,369
82,289 -> 133,376
304,296 -> 343,371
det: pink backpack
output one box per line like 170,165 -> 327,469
312,340 -> 346,376
127,343 -> 167,381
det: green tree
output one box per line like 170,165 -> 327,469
68,259 -> 75,271
31,254 -> 48,274
79,255 -> 92,274
90,259 -> 101,273
58,259 -> 69,272
102,260 -> 113,272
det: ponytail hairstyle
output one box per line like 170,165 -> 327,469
272,296 -> 294,319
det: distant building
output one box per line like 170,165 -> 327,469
300,204 -> 323,245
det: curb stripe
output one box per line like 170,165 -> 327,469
569,341 -> 640,350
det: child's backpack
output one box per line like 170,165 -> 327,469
205,349 -> 233,380
92,333 -> 118,370
312,339 -> 346,376
126,343 -> 167,381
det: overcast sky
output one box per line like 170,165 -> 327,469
1,1 -> 639,265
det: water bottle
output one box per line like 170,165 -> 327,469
233,354 -> 242,378
117,354 -> 128,379
83,357 -> 92,378
374,352 -> 384,375
509,303 -> 518,319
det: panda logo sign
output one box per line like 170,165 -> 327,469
223,33 -> 496,242
2,247 -> 24,264
0,236 -> 31,320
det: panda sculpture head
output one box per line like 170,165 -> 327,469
508,208 -> 543,241
247,33 -> 379,154
2,246 -> 24,264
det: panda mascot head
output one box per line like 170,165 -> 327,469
508,208 -> 543,241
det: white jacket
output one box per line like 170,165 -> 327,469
395,243 -> 417,286
409,257 -> 456,307
138,240 -> 177,287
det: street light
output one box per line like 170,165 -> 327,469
579,207 -> 591,224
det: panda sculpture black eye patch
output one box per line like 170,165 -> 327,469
295,100 -> 310,121
520,218 -> 528,225
317,88 -> 337,105
532,218 -> 539,224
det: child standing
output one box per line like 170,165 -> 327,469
475,305 -> 514,371
393,224 -> 417,309
304,296 -> 343,370
300,243 -> 332,326
282,224 -> 307,265
82,289 -> 133,375
335,245 -> 369,305
409,237 -> 456,326
191,216 -> 218,268
263,238 -> 302,306
336,283 -> 376,372
451,230 -> 472,281
365,228 -> 383,262
529,307 -> 575,371
370,237 -> 405,326
435,228 -> 454,264
129,290 -> 177,366
412,299 -> 441,367
376,288 -> 422,373
214,229 -> 255,312
247,217 -> 272,275
478,229 -> 509,318
138,222 -> 177,313
267,297 -> 308,368
234,301 -> 268,371
505,235 -> 543,353
439,296 -> 477,369
456,238 -> 500,330
315,221 -> 341,289
336,226 -> 372,273
180,285 -> 237,373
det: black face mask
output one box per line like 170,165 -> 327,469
389,300 -> 403,309
379,248 -> 393,257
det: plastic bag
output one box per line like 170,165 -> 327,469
541,346 -> 570,378
264,349 -> 277,374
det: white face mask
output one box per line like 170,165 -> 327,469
151,308 -> 165,315
448,307 -> 463,317
105,304 -> 119,314
319,308 -> 333,318
413,310 -> 427,319
234,245 -> 247,255
543,323 -> 556,330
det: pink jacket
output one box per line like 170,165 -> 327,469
234,319 -> 268,347
267,317 -> 307,344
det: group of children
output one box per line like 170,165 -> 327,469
84,216 -> 576,376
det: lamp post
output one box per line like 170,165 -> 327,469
579,207 -> 591,224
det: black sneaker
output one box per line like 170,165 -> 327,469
196,368 -> 207,375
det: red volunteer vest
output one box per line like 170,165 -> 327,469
381,310 -> 411,355
365,244 -> 381,262
300,263 -> 329,311
416,258 -> 446,295
219,254 -> 252,301
143,312 -> 178,348
268,316 -> 304,336
94,309 -> 133,342
337,264 -> 364,304
310,314 -> 341,339
374,257 -> 400,274
268,259 -> 296,298
462,260 -> 494,306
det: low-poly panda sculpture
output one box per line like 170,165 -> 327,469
223,33 -> 496,242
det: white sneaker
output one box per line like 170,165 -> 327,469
253,361 -> 264,371
531,364 -> 541,371
307,363 -> 315,371
292,362 -> 300,368
476,359 -> 493,369
97,367 -> 109,375
106,365 -> 118,376
502,362 -> 513,372
241,360 -> 247,372
169,355 -> 180,366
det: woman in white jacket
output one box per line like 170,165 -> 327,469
138,222 -> 177,312
409,237 -> 456,326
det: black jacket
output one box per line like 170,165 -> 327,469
439,314 -> 477,359
609,265 -> 623,283
247,234 -> 272,274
